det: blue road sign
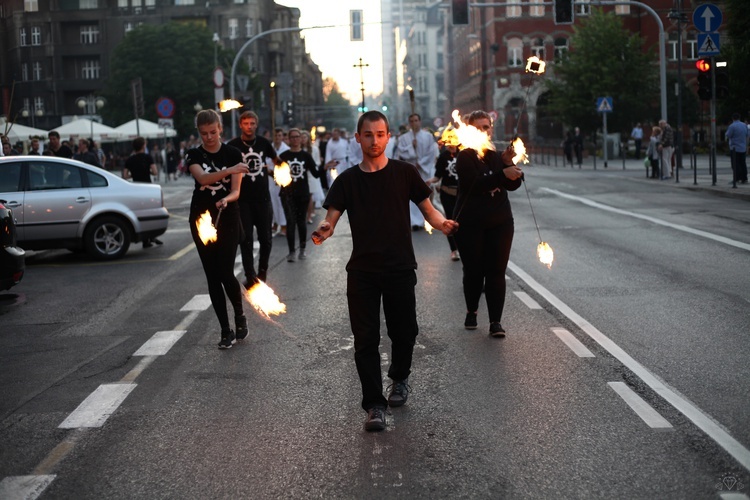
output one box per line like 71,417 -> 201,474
156,97 -> 175,119
697,33 -> 721,56
693,4 -> 722,33
596,97 -> 613,113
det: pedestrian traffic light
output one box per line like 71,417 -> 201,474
554,0 -> 574,24
285,101 -> 293,124
452,0 -> 469,25
696,58 -> 712,101
715,61 -> 729,99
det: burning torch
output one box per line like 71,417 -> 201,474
406,85 -> 415,115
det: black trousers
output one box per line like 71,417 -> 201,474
238,198 -> 273,280
439,191 -> 458,252
347,270 -> 418,411
282,194 -> 309,253
190,206 -> 244,332
731,150 -> 748,182
454,221 -> 514,324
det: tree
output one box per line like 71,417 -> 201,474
319,77 -> 356,130
103,23 -> 241,138
719,0 -> 750,121
545,9 -> 658,139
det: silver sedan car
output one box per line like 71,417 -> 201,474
0,155 -> 169,260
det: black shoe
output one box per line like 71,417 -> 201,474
258,269 -> 267,282
464,312 -> 478,330
218,330 -> 236,349
143,240 -> 153,248
364,406 -> 387,432
243,275 -> 258,290
235,316 -> 249,340
153,238 -> 164,245
387,379 -> 410,407
489,322 -> 506,338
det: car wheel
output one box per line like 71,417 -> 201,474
84,216 -> 131,260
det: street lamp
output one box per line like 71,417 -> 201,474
194,101 -> 203,112
21,108 -> 43,128
76,96 -> 106,139
668,2 -> 688,184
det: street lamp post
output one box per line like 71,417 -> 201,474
668,1 -> 688,184
21,108 -> 43,129
76,95 -> 106,139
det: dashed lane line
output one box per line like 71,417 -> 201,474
552,327 -> 594,358
608,381 -> 673,430
513,291 -> 542,309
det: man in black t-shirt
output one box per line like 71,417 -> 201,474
124,137 -> 161,247
47,131 -> 74,158
311,111 -> 458,432
227,110 -> 280,285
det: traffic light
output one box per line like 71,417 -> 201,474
452,0 -> 469,25
554,0 -> 574,24
696,58 -> 712,101
357,105 -> 369,113
715,61 -> 729,99
285,101 -> 293,124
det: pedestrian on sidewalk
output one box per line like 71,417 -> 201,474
562,131 -> 574,167
311,110 -> 458,432
573,127 -> 584,168
631,122 -> 643,159
123,137 -> 162,247
645,125 -> 662,179
725,113 -> 748,184
658,119 -> 674,179
186,109 -> 250,349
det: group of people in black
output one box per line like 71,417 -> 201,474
184,108 -> 525,431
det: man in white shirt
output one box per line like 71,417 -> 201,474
396,114 -> 439,228
271,127 -> 290,235
324,128 -> 350,185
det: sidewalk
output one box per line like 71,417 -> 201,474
530,151 -> 750,202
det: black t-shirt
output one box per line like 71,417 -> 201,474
52,145 -> 74,159
226,135 -> 277,203
186,144 -> 242,215
323,159 -> 431,273
278,149 -> 320,198
434,149 -> 459,188
125,152 -> 154,183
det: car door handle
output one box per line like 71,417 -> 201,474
4,201 -> 21,208
75,197 -> 90,203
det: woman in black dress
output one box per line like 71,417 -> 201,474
186,109 -> 250,349
453,110 -> 524,338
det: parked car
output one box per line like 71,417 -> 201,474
0,156 -> 169,260
0,199 -> 25,290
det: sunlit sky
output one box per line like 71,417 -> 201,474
278,0 -> 384,104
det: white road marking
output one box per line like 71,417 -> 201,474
514,291 -> 542,309
168,243 -> 195,261
508,261 -> 750,472
719,493 -> 750,500
0,475 -> 56,500
133,330 -> 186,356
541,188 -> 750,252
180,294 -> 212,311
58,383 -> 137,429
608,382 -> 673,429
552,328 -> 594,357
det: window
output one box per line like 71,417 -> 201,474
21,63 -> 29,81
615,5 -> 630,15
530,0 -> 544,17
145,0 -> 154,7
506,3 -> 521,18
118,0 -> 127,7
576,0 -> 590,15
85,169 -> 108,188
24,0 -> 38,12
531,37 -> 545,59
34,97 -> 44,115
686,33 -> 697,60
80,0 -> 97,8
29,162 -> 83,191
82,60 -> 100,79
554,37 -> 569,61
30,26 -> 41,45
229,18 -> 238,39
33,62 -> 42,80
246,19 -> 254,37
81,25 -> 99,44
20,27 -> 27,46
124,22 -> 134,33
508,38 -> 523,67
174,0 -> 195,5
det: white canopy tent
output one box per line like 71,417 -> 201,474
114,119 -> 177,140
0,119 -> 48,143
52,118 -> 122,143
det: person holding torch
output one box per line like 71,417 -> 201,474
311,110 -> 459,432
186,109 -> 250,349
454,110 -> 523,338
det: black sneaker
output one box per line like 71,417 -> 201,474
489,322 -> 506,338
218,330 -> 236,349
258,269 -> 267,282
235,316 -> 249,340
143,240 -> 153,248
387,379 -> 410,407
153,238 -> 164,245
464,312 -> 478,330
364,406 -> 387,432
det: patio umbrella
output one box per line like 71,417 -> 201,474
114,118 -> 177,140
0,119 -> 48,143
52,118 -> 122,143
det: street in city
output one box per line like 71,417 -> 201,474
1,156 -> 749,499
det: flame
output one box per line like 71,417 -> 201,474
218,99 -> 243,112
310,126 -> 316,142
537,241 -> 554,268
273,162 -> 292,187
196,210 -> 217,245
424,221 -> 433,234
525,56 -> 546,75
511,137 -> 529,165
329,168 -> 339,180
450,110 -> 495,159
439,125 -> 460,148
245,280 -> 287,318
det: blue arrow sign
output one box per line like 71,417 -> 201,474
596,97 -> 613,113
693,4 -> 722,33
697,33 -> 721,56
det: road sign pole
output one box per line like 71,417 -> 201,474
710,56 -> 717,186
603,111 -> 608,169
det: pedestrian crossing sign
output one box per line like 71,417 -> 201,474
596,97 -> 613,113
697,33 -> 721,56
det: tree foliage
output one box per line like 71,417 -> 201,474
545,9 -> 658,137
103,22 -> 240,138
320,77 -> 356,130
719,0 -> 750,120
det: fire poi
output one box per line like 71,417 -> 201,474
424,221 -> 434,234
273,161 -> 292,187
329,167 -> 339,180
245,280 -> 287,318
196,209 -> 219,245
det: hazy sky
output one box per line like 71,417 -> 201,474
278,0 -> 384,104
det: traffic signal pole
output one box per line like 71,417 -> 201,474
710,56 -> 717,186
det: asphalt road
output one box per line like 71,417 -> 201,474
0,164 -> 748,499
